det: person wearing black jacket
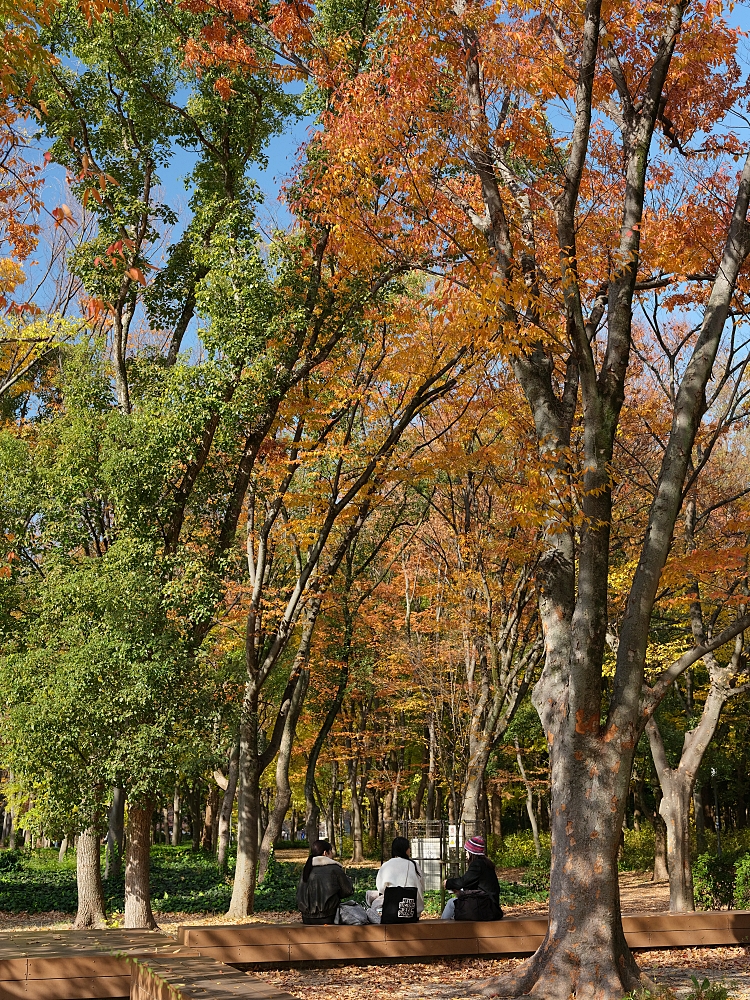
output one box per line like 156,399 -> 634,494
296,839 -> 354,924
441,835 -> 502,919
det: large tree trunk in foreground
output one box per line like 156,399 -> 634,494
217,739 -> 240,873
125,801 -> 157,929
475,723 -> 643,1000
73,826 -> 107,929
105,786 -> 125,880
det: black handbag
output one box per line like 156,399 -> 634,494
453,889 -> 503,922
380,885 -> 419,923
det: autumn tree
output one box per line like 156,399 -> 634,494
182,0 -> 750,993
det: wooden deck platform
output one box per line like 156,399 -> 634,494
176,910 -> 750,966
0,929 -> 296,1000
1,911 -> 749,999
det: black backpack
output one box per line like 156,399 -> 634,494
453,889 -> 503,922
380,885 -> 419,923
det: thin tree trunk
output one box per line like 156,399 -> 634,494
190,783 -> 201,851
58,837 -> 69,863
652,812 -> 669,882
258,670 -> 309,882
73,826 -> 107,929
490,792 -> 503,841
694,787 -> 706,853
171,786 -> 181,847
348,763 -> 365,863
515,738 -> 541,858
202,785 -> 219,852
124,800 -> 157,929
105,786 -> 125,880
217,739 -> 240,873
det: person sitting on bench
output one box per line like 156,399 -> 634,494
441,836 -> 502,920
366,837 -> 425,920
296,839 -> 354,925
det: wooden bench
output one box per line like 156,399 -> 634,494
176,910 -> 750,967
0,930 -> 296,1000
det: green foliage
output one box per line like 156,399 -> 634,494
692,852 -> 738,910
0,849 -> 23,872
521,851 -> 551,893
493,832 -> 550,868
685,976 -> 730,1000
619,828 -> 656,872
733,853 -> 750,909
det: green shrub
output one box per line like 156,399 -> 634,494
494,832 -> 550,868
692,852 -> 738,910
619,828 -> 656,873
521,851 -> 551,893
732,853 -> 750,909
0,849 -> 23,872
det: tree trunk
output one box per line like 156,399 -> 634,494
202,785 -> 219,852
171,786 -> 181,847
694,786 -> 706,853
349,769 -> 365,864
217,739 -> 240,873
190,783 -> 201,851
73,826 -> 107,929
490,792 -> 503,840
226,714 -> 261,917
125,801 -> 157,929
653,813 -> 669,882
515,738 -> 541,858
659,776 -> 694,910
105,786 -> 125,880
58,837 -> 69,863
304,665 -> 349,845
257,670 -> 309,883
482,730 -> 643,1000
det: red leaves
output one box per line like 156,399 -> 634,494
51,203 -> 75,227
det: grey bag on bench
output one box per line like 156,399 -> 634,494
336,900 -> 370,925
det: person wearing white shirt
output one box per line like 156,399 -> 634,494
366,837 -> 425,919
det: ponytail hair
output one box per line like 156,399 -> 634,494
302,839 -> 333,882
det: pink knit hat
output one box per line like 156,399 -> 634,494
464,836 -> 486,855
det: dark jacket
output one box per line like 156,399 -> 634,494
445,854 -> 501,902
296,857 -> 354,921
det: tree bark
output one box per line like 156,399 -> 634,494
105,786 -> 125,880
73,826 -> 107,929
490,792 -> 503,841
171,786 -> 181,847
58,837 -> 69,863
202,785 -> 219,852
258,670 -> 309,882
652,812 -> 669,882
226,715 -> 261,917
694,787 -> 706,852
217,739 -> 240,873
349,765 -> 365,863
125,801 -> 157,929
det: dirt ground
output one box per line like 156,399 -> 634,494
254,948 -> 750,1000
